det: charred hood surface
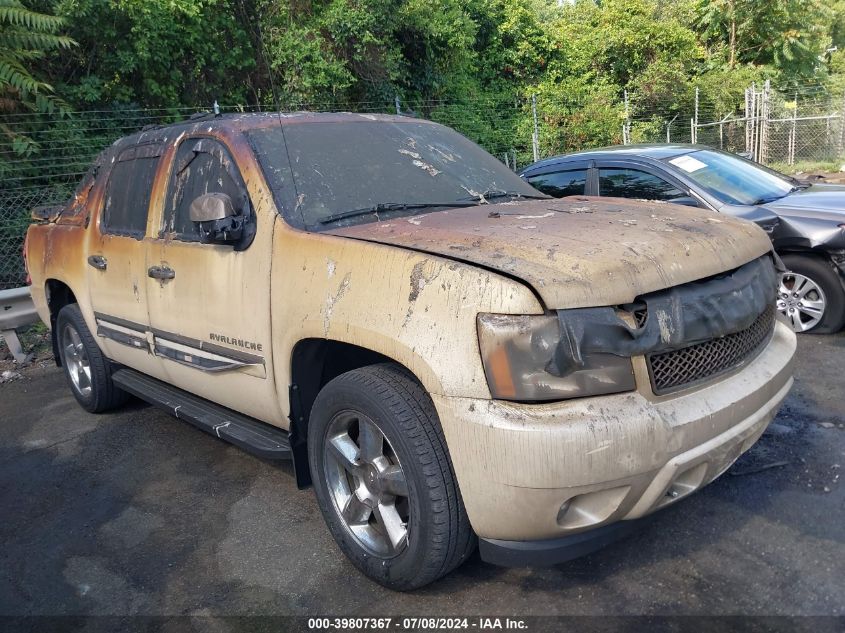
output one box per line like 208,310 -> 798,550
327,197 -> 773,308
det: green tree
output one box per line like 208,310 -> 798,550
0,0 -> 74,160
50,0 -> 257,107
696,0 -> 832,78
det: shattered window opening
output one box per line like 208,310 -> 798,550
163,139 -> 250,242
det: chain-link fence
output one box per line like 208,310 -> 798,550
3,82 -> 845,289
0,97 -> 537,289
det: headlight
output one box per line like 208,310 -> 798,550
477,313 -> 636,401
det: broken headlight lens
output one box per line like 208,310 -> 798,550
477,313 -> 636,401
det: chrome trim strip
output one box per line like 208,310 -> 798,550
93,312 -> 265,370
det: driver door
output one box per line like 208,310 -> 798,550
144,136 -> 279,423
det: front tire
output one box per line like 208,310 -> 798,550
778,254 -> 845,334
307,363 -> 475,590
56,304 -> 129,413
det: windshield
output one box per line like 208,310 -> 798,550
663,149 -> 794,206
247,118 -> 541,228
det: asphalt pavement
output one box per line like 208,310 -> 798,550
1,333 -> 843,619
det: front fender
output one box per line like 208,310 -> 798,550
271,223 -> 544,417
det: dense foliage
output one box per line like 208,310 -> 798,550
9,0 -> 839,107
2,0 -> 844,288
3,0 -> 845,162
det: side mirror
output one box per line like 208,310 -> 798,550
666,195 -> 701,208
189,192 -> 244,244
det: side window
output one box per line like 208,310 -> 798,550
102,145 -> 161,237
527,169 -> 587,198
162,138 -> 249,242
598,168 -> 684,201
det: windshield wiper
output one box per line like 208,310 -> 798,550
319,201 -> 478,224
751,196 -> 781,206
752,188 -> 803,205
459,189 -> 550,202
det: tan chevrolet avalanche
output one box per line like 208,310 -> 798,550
25,113 -> 796,590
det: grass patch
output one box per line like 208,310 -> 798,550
768,159 -> 845,175
0,321 -> 51,362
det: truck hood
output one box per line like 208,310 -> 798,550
326,196 -> 772,308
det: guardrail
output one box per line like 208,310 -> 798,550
0,286 -> 39,363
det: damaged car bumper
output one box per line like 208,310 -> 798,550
432,320 -> 795,566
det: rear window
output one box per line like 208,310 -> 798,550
101,144 -> 161,237
527,169 -> 587,197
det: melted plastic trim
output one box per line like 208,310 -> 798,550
549,256 -> 778,377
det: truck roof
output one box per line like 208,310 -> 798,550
111,111 -> 426,150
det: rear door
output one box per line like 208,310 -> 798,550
144,135 -> 280,423
85,143 -> 161,375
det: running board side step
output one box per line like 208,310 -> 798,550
112,368 -> 292,460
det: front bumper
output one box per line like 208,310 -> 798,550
479,516 -> 653,567
432,321 -> 796,544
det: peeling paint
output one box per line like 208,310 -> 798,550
516,212 -> 554,220
411,159 -> 440,177
323,272 -> 352,336
655,309 -> 674,343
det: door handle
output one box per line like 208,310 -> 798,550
148,265 -> 175,280
87,255 -> 107,270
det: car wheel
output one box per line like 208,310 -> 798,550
778,254 -> 845,334
307,363 -> 475,590
56,304 -> 130,413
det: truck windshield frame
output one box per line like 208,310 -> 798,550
246,119 -> 541,230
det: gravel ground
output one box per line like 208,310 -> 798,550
0,331 -> 843,620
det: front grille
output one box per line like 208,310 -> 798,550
647,305 -> 776,395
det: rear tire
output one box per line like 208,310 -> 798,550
307,363 -> 475,590
56,304 -> 129,413
779,254 -> 845,334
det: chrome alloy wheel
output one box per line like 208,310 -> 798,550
62,323 -> 92,397
778,271 -> 827,332
323,410 -> 410,558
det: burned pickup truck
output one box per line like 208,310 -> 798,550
25,113 -> 795,590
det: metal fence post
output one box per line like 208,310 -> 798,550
839,91 -> 845,159
693,86 -> 699,143
761,79 -> 771,164
751,82 -> 761,161
666,114 -> 678,143
531,94 -> 540,162
623,90 -> 630,145
788,92 -> 797,166
744,86 -> 751,155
